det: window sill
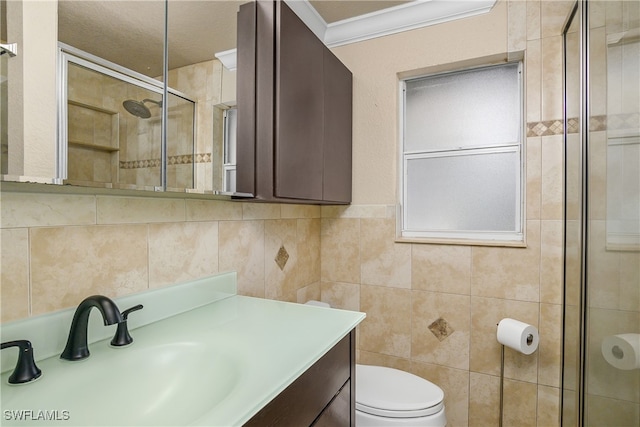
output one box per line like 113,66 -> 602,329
395,236 -> 527,248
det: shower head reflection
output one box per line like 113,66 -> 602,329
122,98 -> 162,119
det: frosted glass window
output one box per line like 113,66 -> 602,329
406,151 -> 518,232
400,62 -> 524,242
224,168 -> 237,193
224,108 -> 237,165
223,108 -> 237,193
405,63 -> 521,152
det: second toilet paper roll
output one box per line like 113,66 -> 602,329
497,318 -> 539,355
601,334 -> 640,370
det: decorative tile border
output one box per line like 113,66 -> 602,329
527,114 -> 638,137
120,153 -> 212,170
590,115 -> 607,132
194,153 -> 212,163
120,159 -> 162,170
567,117 -> 580,134
115,112 -> 638,171
527,119 -> 566,137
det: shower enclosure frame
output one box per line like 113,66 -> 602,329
561,0 -> 589,426
56,42 -> 196,190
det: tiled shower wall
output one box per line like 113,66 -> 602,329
0,193 -> 321,319
166,59 -> 226,192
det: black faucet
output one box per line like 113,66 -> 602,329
1,340 -> 42,384
60,295 -> 123,361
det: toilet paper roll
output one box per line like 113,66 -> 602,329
496,318 -> 539,355
601,334 -> 640,370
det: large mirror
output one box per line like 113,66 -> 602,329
2,0 -> 241,194
57,0 -> 242,193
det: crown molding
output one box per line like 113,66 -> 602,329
215,48 -> 237,71
323,0 -> 497,48
284,0 -> 327,41
215,0 -> 497,69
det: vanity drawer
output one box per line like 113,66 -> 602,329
244,330 -> 355,427
312,378 -> 351,427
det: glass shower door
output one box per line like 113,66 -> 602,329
563,1 -> 640,426
584,1 -> 640,425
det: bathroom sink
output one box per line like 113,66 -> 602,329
0,274 -> 366,426
1,341 -> 239,426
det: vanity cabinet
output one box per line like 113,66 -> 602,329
236,0 -> 352,204
244,330 -> 356,426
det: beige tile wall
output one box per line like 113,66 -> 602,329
322,1 -> 574,426
0,192 -> 321,318
318,205 -> 564,426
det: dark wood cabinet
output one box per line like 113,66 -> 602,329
236,0 -> 352,204
244,330 -> 356,427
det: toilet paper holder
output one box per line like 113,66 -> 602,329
496,319 -> 539,427
495,323 -> 534,345
612,345 -> 624,359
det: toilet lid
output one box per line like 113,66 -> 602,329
356,364 -> 445,418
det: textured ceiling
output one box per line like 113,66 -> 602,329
58,0 -> 412,77
309,0 -> 410,24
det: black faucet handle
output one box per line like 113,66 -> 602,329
121,304 -> 143,320
1,340 -> 42,384
110,304 -> 143,347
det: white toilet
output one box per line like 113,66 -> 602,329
305,301 -> 447,426
356,364 -> 446,426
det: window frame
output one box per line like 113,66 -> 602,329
398,61 -> 525,245
222,107 -> 238,193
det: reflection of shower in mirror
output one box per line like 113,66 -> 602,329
122,98 -> 163,119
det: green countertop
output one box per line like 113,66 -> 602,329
0,273 -> 365,426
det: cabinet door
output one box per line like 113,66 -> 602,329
323,49 -> 352,203
273,1 -> 324,200
236,0 -> 352,204
236,1 -> 257,196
